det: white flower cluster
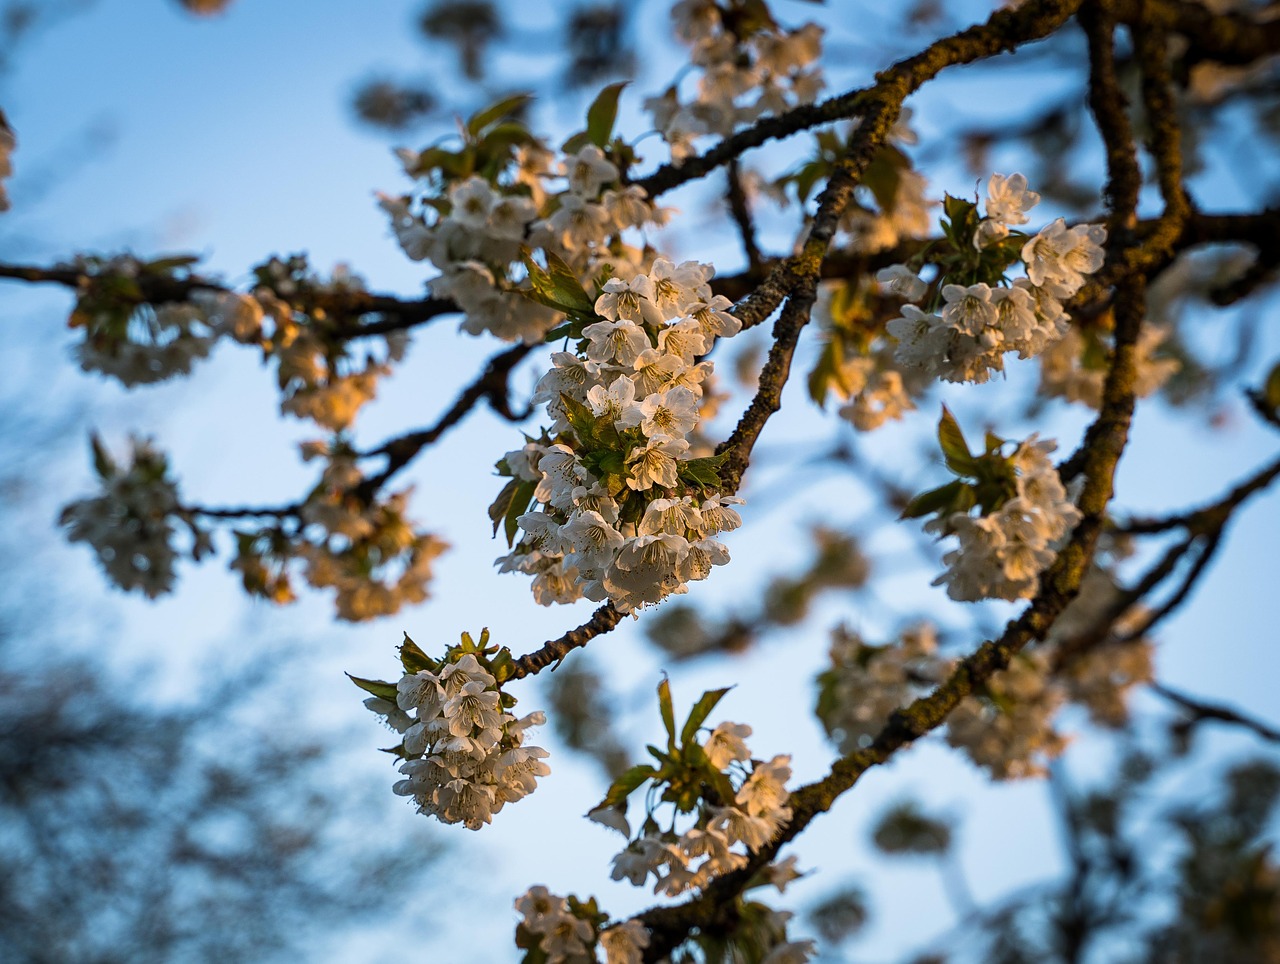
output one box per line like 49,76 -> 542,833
945,649 -> 1069,781
60,437 -> 193,599
497,259 -> 745,612
645,0 -> 824,159
68,255 -> 243,387
363,651 -> 549,831
883,174 -> 1107,384
1039,322 -> 1180,409
1048,559 -> 1155,729
65,252 -> 403,431
514,887 -> 650,964
601,722 -> 794,897
829,347 -> 921,432
816,625 -> 950,755
249,258 -> 408,431
229,441 -> 445,622
381,132 -> 672,344
930,436 -> 1082,602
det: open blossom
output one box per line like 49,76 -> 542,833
985,172 -> 1040,225
1022,217 -> 1107,294
600,921 -> 650,964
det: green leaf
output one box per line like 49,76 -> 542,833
542,250 -> 595,314
89,432 -> 116,480
399,633 -> 436,674
520,248 -> 595,315
677,453 -> 730,490
145,254 -> 201,273
559,392 -> 601,446
488,477 -> 522,537
807,339 -> 841,409
595,763 -> 658,811
504,478 -> 537,547
863,145 -> 906,214
586,81 -> 628,148
680,686 -> 732,746
942,193 -> 978,230
657,676 -> 677,750
937,405 -> 976,475
346,673 -> 398,702
901,478 -> 968,520
466,92 -> 532,137
479,121 -> 536,154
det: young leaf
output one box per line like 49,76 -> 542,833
594,762 -> 658,811
677,453 -> 730,489
657,676 -> 677,750
504,478 -> 537,547
680,686 -> 732,746
466,92 -> 532,137
346,673 -> 398,702
901,478 -> 967,520
586,81 -> 628,148
559,392 -> 601,446
542,249 -> 596,315
489,477 -> 522,536
399,633 -> 435,674
937,406 -> 976,475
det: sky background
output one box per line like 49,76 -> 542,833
2,1 -> 1278,961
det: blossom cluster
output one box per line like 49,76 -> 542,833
945,648 -> 1068,780
493,258 -> 744,612
881,174 -> 1107,385
815,624 -> 950,755
514,887 -> 648,964
904,410 -> 1081,602
645,0 -> 824,160
591,684 -> 799,901
356,630 -> 549,830
59,435 -> 200,599
60,431 -> 443,621
817,612 -> 1152,781
1039,320 -> 1180,409
930,436 -> 1081,602
379,90 -> 673,345
65,252 -> 405,431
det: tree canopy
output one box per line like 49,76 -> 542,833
2,0 -> 1279,961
